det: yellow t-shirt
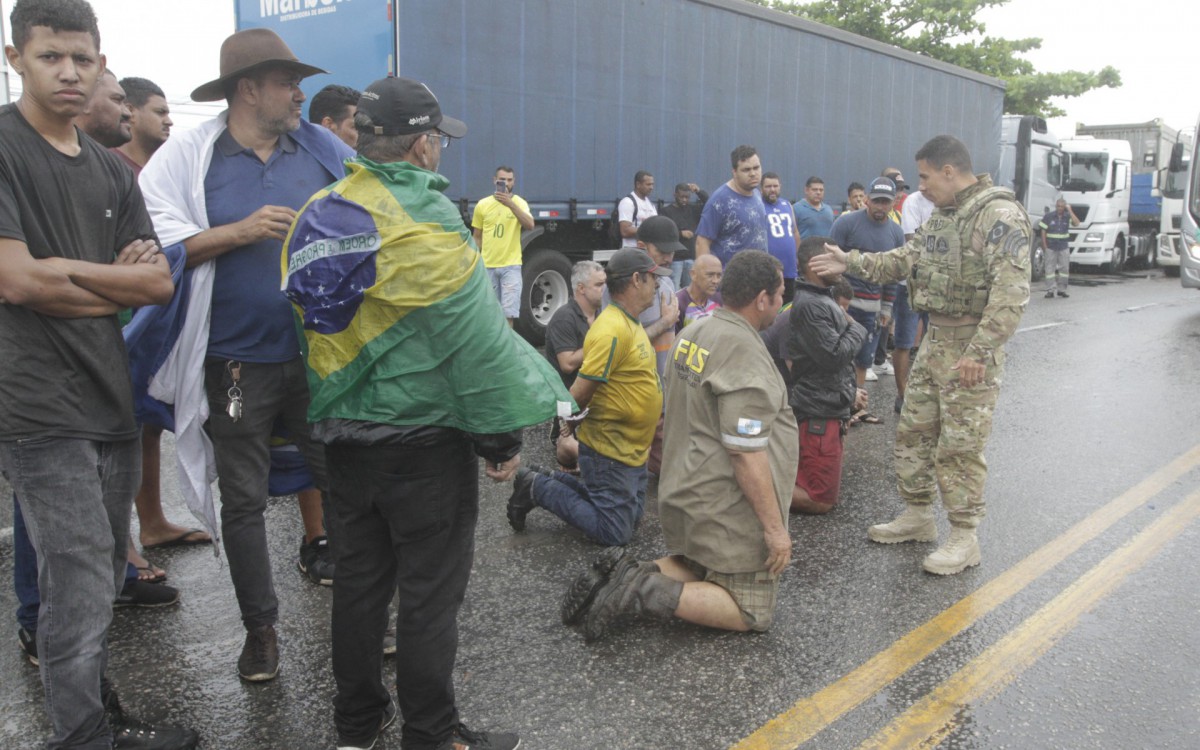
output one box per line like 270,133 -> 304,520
471,194 -> 530,268
576,303 -> 662,466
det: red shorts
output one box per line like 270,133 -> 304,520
795,418 -> 845,506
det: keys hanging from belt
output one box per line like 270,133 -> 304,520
226,361 -> 243,422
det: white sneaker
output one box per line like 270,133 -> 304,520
875,360 -> 894,375
868,504 -> 937,544
923,526 -> 981,575
865,367 -> 879,382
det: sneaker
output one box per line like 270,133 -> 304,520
561,547 -> 626,625
105,689 -> 200,750
922,526 -> 981,575
115,580 -> 181,608
17,626 -> 38,667
382,627 -> 397,657
875,360 -> 894,376
505,467 -> 537,532
336,697 -> 397,750
298,535 -> 335,586
439,722 -> 521,750
1045,290 -> 1055,298
867,504 -> 937,544
237,624 -> 279,682
864,367 -> 879,382
1056,290 -> 1070,298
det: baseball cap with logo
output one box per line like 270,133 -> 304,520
605,248 -> 672,279
356,76 -> 467,138
867,177 -> 897,201
636,215 -> 686,255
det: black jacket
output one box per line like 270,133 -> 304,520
785,281 -> 867,420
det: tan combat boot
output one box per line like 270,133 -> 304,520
922,526 -> 981,575
867,504 -> 937,544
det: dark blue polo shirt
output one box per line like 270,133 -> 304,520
204,129 -> 342,362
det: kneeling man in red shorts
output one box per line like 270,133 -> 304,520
786,237 -> 868,513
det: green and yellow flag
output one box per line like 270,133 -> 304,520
282,158 -> 574,432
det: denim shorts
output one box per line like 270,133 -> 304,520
487,265 -> 523,318
892,284 -> 920,350
847,306 -> 880,370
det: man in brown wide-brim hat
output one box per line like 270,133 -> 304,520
137,27 -> 354,683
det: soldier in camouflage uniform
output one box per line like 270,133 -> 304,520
810,135 -> 1030,575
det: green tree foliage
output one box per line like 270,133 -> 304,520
749,0 -> 1120,117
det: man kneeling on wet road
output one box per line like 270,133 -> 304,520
562,251 -> 798,641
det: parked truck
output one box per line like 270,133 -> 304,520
1065,120 -> 1191,274
238,0 -> 1004,342
1181,112 -> 1200,289
997,115 -> 1066,281
1059,137 -> 1138,272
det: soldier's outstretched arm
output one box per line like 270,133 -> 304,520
844,234 -> 922,284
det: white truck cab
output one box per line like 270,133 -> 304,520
1060,138 -> 1134,271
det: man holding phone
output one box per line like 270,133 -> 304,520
472,165 -> 535,326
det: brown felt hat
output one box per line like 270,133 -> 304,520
190,28 -> 327,102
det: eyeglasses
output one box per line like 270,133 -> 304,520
429,131 -> 450,149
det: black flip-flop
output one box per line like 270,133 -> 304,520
143,528 -> 212,550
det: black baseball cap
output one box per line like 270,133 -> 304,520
636,215 -> 686,254
606,248 -> 671,279
357,76 -> 467,138
883,170 -> 908,189
867,177 -> 897,201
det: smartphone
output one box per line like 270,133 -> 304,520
494,180 -> 508,194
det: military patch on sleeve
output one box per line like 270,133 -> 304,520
1001,230 -> 1029,263
987,220 -> 1012,245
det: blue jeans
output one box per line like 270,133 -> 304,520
326,436 -> 477,749
848,306 -> 881,370
13,496 -> 138,634
671,259 -> 694,290
0,436 -> 140,750
531,441 -> 648,546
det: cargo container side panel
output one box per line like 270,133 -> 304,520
237,0 -> 395,115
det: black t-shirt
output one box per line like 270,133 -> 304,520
0,104 -> 155,440
543,298 -> 590,388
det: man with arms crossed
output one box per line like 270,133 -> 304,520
562,251 -> 797,641
0,1 -> 197,746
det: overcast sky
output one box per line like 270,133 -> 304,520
2,0 -> 1196,137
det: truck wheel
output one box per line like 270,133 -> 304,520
516,250 -> 573,346
1029,242 -> 1045,282
1165,266 -> 1181,278
1104,237 -> 1126,273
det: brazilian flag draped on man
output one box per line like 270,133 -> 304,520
281,156 -> 574,431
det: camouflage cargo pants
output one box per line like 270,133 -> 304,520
894,325 -> 1003,528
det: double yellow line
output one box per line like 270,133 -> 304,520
733,444 -> 1200,750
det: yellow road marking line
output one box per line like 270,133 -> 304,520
858,486 -> 1200,750
731,444 -> 1200,750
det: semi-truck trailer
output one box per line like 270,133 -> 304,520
238,0 -> 1005,342
997,114 -> 1065,282
1074,120 -> 1192,276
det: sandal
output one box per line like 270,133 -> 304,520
136,565 -> 167,584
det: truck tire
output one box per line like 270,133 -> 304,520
1104,236 -> 1126,273
1165,265 -> 1181,278
516,250 -> 573,346
1029,242 -> 1045,282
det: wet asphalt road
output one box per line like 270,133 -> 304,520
1,268 -> 1199,749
